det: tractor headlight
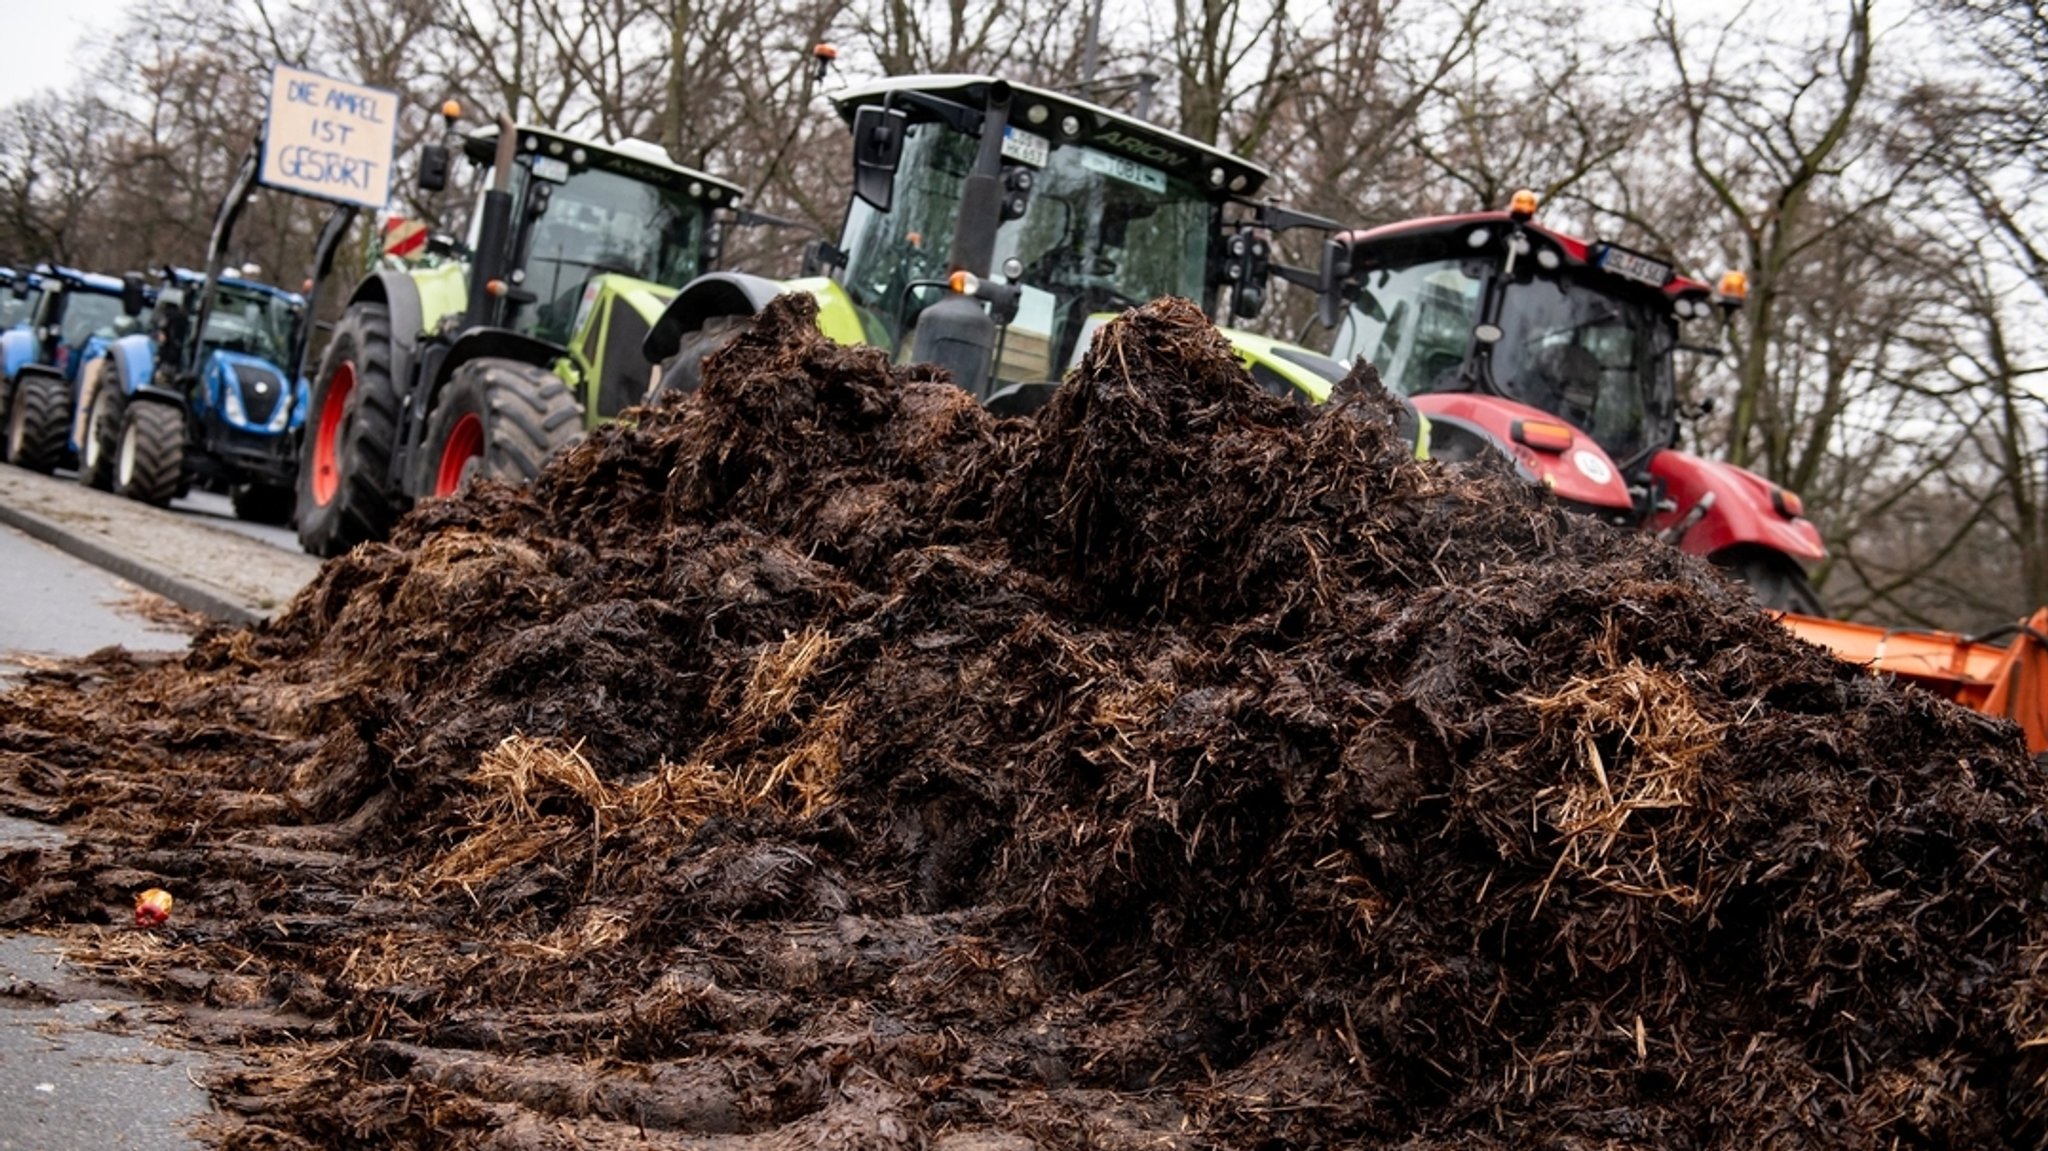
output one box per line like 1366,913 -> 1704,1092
220,366 -> 247,424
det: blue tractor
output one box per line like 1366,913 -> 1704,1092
85,267 -> 310,520
3,265 -> 148,473
94,150 -> 357,520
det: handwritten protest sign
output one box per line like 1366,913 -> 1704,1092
259,65 -> 399,210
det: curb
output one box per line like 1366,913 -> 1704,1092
0,500 -> 262,626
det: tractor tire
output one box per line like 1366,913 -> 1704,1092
6,373 -> 71,474
77,362 -> 130,491
649,314 -> 750,401
297,303 -> 402,557
0,377 -> 13,462
1724,552 -> 1826,617
231,482 -> 295,525
113,400 -> 186,507
422,358 -> 581,498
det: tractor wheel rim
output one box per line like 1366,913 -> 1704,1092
435,412 -> 484,497
116,418 -> 136,489
311,361 -> 354,506
85,391 -> 110,471
5,392 -> 23,457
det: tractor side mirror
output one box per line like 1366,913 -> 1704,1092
121,273 -> 147,317
851,106 -> 907,214
417,143 -> 452,193
1315,238 -> 1352,331
801,239 -> 848,277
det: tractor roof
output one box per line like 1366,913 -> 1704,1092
32,264 -> 128,296
830,74 -> 1271,198
1338,212 -> 1714,302
164,267 -> 305,306
463,125 -> 744,208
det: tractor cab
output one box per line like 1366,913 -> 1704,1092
641,68 -> 1407,441
148,267 -> 302,356
451,126 -> 742,347
823,76 -> 1279,395
636,73 -> 1340,413
1330,205 -> 1706,473
29,266 -> 140,377
9,264 -> 139,380
1328,193 -> 1827,613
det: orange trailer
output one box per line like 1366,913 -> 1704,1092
1777,608 -> 2048,754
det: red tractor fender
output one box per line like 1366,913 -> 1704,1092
1409,393 -> 1634,512
1647,449 -> 1825,563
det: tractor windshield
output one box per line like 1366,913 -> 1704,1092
202,284 -> 297,365
1490,270 -> 1675,463
1335,258 -> 1483,397
519,164 -> 708,344
57,292 -> 126,350
837,119 -> 1216,383
0,287 -> 37,330
1335,256 -> 1677,464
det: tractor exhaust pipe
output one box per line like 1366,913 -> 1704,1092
465,112 -> 521,327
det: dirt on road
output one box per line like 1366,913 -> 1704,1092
2,296 -> 2045,1149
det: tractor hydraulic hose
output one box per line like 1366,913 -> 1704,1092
1657,490 -> 1716,545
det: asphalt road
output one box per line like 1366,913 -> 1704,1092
0,520 -> 194,677
0,930 -> 211,1151
0,528 -> 211,1147
167,489 -> 299,552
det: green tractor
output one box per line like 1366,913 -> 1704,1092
642,73 -> 1366,417
295,108 -> 747,556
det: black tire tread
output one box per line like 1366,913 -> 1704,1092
296,303 -> 403,556
114,401 -> 185,506
232,482 -> 295,525
427,358 -> 582,492
0,377 -> 14,462
1727,553 -> 1827,617
7,373 -> 72,474
651,313 -> 750,401
78,359 -> 129,490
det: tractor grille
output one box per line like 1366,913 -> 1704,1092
232,363 -> 286,426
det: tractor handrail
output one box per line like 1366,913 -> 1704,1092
187,143 -> 266,385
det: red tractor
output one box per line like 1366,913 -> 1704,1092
1327,191 -> 1825,613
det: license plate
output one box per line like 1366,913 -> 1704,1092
1080,149 -> 1166,193
1001,126 -> 1049,167
529,155 -> 571,184
1594,243 -> 1671,287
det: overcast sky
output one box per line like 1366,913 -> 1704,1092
0,0 -> 128,106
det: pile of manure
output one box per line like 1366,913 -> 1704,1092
3,295 -> 2044,1150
